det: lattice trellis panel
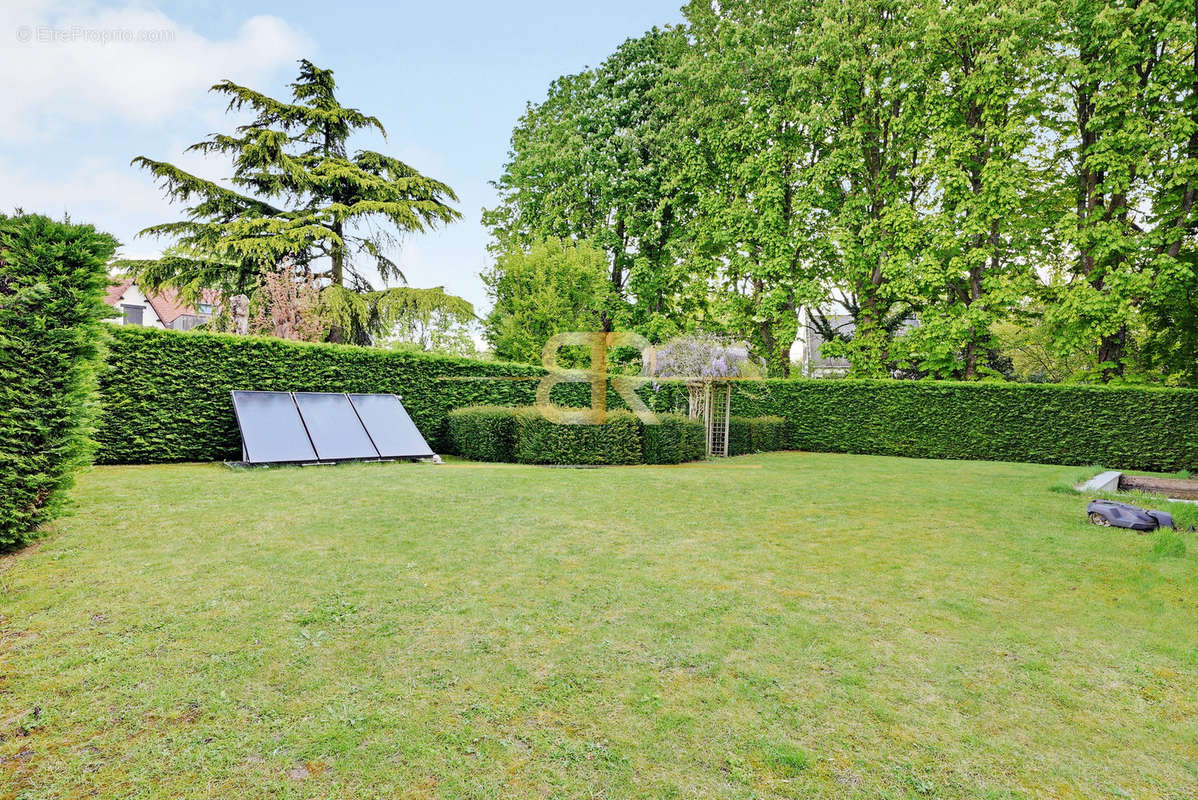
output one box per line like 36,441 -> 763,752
697,382 -> 731,457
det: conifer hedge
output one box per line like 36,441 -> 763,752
1,214 -> 117,549
641,413 -> 706,464
723,380 -> 1198,472
94,326 -> 1198,472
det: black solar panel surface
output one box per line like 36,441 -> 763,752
293,392 -> 381,461
348,394 -> 434,458
231,391 -> 318,464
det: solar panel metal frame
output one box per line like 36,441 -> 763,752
348,393 -> 435,458
230,390 -> 320,464
292,391 -> 382,462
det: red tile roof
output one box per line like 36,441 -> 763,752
103,280 -> 220,324
104,279 -> 134,307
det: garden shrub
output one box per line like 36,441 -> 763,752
642,413 -> 705,464
727,415 -> 787,455
728,416 -> 751,456
447,406 -> 519,462
0,214 -> 117,550
450,406 -> 707,466
750,416 -> 787,453
514,409 -> 642,465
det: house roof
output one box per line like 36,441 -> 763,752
103,279 -> 220,324
104,279 -> 134,307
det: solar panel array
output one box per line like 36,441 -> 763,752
231,391 -> 434,464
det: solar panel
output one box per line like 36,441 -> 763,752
293,392 -> 381,461
231,391 -> 318,464
348,394 -> 435,458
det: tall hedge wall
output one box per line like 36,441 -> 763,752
95,325 -> 1198,472
722,380 -> 1198,472
96,326 -> 549,463
1,214 -> 116,549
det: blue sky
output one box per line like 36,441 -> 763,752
1,0 -> 685,314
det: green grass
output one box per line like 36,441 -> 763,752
1,452 -> 1196,799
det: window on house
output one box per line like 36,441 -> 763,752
121,304 -> 144,326
197,303 -> 214,315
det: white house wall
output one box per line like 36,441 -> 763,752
105,283 -> 166,329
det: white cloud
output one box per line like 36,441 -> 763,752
0,154 -> 171,253
2,1 -> 310,141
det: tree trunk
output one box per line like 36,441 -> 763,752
330,221 -> 344,286
1098,327 -> 1127,381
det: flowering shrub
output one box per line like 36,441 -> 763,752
652,333 -> 761,380
651,332 -> 752,380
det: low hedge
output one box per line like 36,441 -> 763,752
448,407 -> 708,465
642,413 -> 706,464
1,215 -> 116,550
728,415 -> 787,456
446,406 -> 519,462
515,409 -> 643,465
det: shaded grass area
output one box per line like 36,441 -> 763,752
1,453 -> 1196,799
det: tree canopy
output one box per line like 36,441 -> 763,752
131,60 -> 465,344
484,0 -> 1197,384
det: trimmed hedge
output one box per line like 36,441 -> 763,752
642,413 -> 706,464
96,325 -> 551,463
721,380 -> 1198,471
515,409 -> 642,465
448,407 -> 708,465
446,406 -> 519,462
728,415 -> 787,456
1,214 -> 116,549
94,326 -> 1198,471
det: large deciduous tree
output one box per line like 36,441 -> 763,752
1043,0 -> 1198,380
484,29 -> 699,339
672,0 -> 830,377
910,0 -> 1051,379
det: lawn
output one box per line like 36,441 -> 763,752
1,453 -> 1195,799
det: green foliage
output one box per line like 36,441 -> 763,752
0,214 -> 117,549
641,413 -> 705,464
484,29 -> 699,338
481,238 -> 612,363
320,285 -> 475,350
754,416 -> 788,453
95,326 -> 1198,472
1040,0 -> 1198,382
448,406 -> 707,465
95,326 -> 546,463
513,409 -> 642,466
131,59 -> 461,343
724,381 -> 1198,472
727,415 -> 787,456
446,406 -> 519,462
490,1 -> 1196,383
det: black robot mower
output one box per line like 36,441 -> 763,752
1086,499 -> 1174,531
